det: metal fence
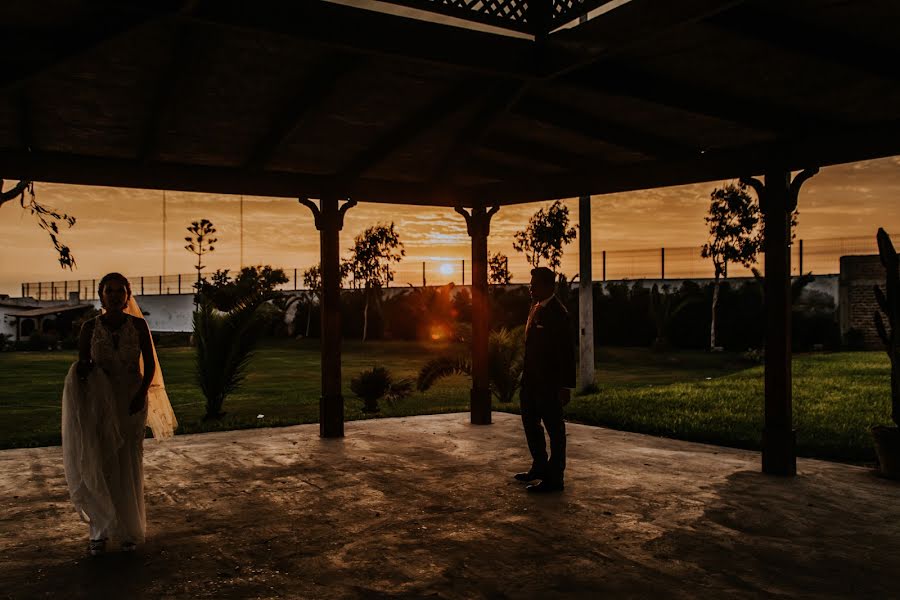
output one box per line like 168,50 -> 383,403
21,235 -> 878,300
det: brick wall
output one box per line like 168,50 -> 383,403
839,255 -> 887,349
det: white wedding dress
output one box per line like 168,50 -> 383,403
61,317 -> 148,543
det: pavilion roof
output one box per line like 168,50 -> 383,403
1,0 -> 898,207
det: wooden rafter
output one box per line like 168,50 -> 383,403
513,94 -> 693,158
244,53 -> 363,171
336,77 -> 481,181
138,23 -> 196,164
562,60 -> 838,134
464,118 -> 900,205
428,80 -> 527,186
478,131 -> 595,172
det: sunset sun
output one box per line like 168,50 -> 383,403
439,262 -> 454,276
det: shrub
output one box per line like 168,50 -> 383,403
350,366 -> 412,413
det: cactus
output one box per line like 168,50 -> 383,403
873,228 -> 900,427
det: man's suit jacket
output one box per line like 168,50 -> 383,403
522,295 -> 576,393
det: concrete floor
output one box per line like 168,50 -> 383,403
1,412 -> 898,599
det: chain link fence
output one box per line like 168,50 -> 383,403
21,235 -> 878,300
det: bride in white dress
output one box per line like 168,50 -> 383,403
61,273 -> 177,555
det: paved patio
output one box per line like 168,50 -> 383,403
1,412 -> 898,599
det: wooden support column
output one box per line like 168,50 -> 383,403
456,204 -> 499,425
300,196 -> 357,438
742,167 -> 818,475
578,194 -> 595,392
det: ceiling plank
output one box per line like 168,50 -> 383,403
0,2 -> 195,96
706,4 -> 900,84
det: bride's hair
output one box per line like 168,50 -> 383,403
98,272 -> 132,306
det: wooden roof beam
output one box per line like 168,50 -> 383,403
336,77 -> 482,181
137,24 -> 196,164
0,149 -> 471,207
562,61 -> 836,134
463,118 -> 900,205
513,94 -> 695,158
186,0 -> 556,82
244,53 -> 363,171
427,80 -> 528,186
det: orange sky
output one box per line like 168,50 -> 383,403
1,155 -> 899,296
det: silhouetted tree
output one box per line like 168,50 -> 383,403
185,219 -> 217,285
512,200 -> 577,273
700,183 -> 761,350
488,251 -> 513,284
347,223 -> 405,341
196,265 -> 287,312
1,179 -> 77,269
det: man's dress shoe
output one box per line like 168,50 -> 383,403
526,479 -> 564,493
514,470 -> 545,482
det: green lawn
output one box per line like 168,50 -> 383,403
0,340 -> 892,462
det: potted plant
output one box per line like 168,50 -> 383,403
872,227 -> 900,479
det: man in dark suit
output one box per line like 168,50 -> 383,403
516,267 -> 576,493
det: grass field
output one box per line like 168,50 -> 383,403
0,340 -> 892,462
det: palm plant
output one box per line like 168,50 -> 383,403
350,366 -> 412,413
417,327 -> 525,403
193,294 -> 266,420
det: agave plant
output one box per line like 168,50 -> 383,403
417,327 -> 525,403
193,294 -> 268,420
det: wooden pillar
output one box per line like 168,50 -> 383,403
456,204 -> 499,425
300,196 -> 356,438
743,167 -> 817,476
578,194 -> 595,392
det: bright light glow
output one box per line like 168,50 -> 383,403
439,263 -> 454,275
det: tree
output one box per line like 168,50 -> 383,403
196,265 -> 288,312
184,219 -> 217,284
192,266 -> 285,420
512,200 -> 577,272
347,223 -> 405,341
700,182 -> 761,350
1,179 -> 77,269
488,251 -> 513,285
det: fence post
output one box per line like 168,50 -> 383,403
799,239 -> 804,275
294,268 -> 298,290
92,279 -> 96,300
661,247 -> 665,280
38,282 -> 42,300
21,283 -> 25,298
141,276 -> 144,295
178,274 -> 182,294
422,261 -> 426,287
602,251 -> 606,282
158,275 -> 162,295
